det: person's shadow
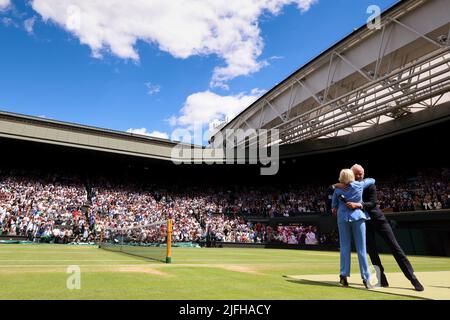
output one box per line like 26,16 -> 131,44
283,277 -> 430,300
284,277 -> 338,288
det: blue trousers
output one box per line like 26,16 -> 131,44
338,219 -> 371,281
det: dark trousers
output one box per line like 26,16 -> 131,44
366,216 -> 416,281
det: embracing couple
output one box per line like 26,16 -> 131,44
331,164 -> 424,291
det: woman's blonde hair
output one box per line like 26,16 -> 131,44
339,169 -> 355,184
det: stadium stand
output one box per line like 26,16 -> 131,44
1,166 -> 448,245
0,116 -> 449,255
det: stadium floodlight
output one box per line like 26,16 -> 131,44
341,104 -> 354,112
437,35 -> 448,45
399,82 -> 411,93
349,104 -> 361,114
309,119 -> 319,130
387,106 -> 410,118
99,219 -> 174,263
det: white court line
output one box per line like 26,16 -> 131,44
0,251 -> 100,254
0,264 -> 151,268
0,263 -> 335,267
0,259 -> 143,262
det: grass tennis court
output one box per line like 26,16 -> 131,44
1,244 -> 450,300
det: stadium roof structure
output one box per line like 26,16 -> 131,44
210,0 -> 450,148
0,110 -> 201,161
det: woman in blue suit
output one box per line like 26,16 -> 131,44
332,169 -> 375,288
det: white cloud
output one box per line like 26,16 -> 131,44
127,128 -> 169,139
174,89 -> 262,129
165,115 -> 178,127
148,130 -> 169,139
24,16 -> 37,34
0,0 -> 11,11
31,0 -> 317,87
250,88 -> 267,96
1,17 -> 17,27
144,82 -> 161,96
269,55 -> 284,61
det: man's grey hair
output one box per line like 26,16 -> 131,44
351,164 -> 364,171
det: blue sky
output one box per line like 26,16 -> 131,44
0,0 -> 399,143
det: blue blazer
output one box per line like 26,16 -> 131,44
332,178 -> 375,223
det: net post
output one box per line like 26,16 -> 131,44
166,219 -> 173,263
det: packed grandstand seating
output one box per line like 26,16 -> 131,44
0,167 -> 449,244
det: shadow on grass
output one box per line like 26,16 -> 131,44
100,248 -> 164,264
284,277 -> 430,300
286,278 -> 340,288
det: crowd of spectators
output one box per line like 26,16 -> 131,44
273,225 -> 319,245
0,167 -> 448,244
376,168 -> 450,213
0,170 -> 90,244
214,185 -> 328,217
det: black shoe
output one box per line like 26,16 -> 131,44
411,278 -> 424,291
363,279 -> 370,289
339,275 -> 349,287
380,273 -> 389,287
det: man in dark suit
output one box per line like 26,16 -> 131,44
343,164 -> 424,291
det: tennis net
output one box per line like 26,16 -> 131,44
99,219 -> 173,263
